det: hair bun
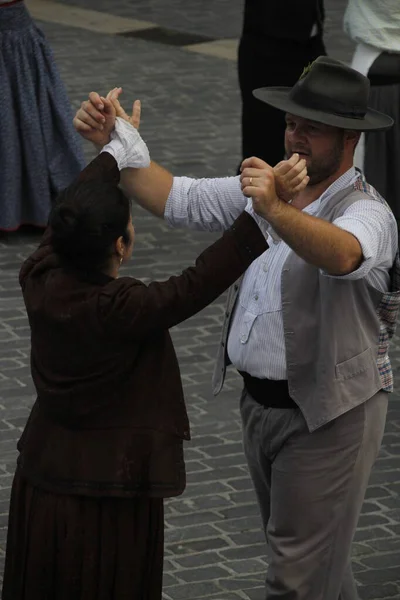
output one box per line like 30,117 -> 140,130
49,179 -> 131,270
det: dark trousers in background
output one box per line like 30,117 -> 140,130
238,34 -> 326,167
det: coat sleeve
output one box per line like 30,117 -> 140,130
19,153 -> 119,289
98,212 -> 268,338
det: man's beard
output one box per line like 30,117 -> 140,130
287,133 -> 345,186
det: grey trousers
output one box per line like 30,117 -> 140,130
240,389 -> 388,600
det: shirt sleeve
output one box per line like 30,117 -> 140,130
322,199 -> 398,280
101,118 -> 150,170
164,174 -> 248,232
245,201 -> 282,244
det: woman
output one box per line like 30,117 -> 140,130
0,0 -> 84,231
1,114 -> 273,599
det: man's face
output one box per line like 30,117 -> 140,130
284,114 -> 345,186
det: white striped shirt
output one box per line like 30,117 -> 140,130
165,168 -> 397,379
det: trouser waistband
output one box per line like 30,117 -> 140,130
238,371 -> 297,409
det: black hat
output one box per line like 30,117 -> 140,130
253,56 -> 393,131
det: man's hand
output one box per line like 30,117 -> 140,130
73,87 -> 142,149
240,157 -> 282,220
240,153 -> 308,204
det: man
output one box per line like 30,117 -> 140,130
74,57 -> 399,600
238,0 -> 325,166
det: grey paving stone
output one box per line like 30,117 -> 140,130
242,589 -> 267,600
175,565 -> 230,583
172,551 -> 222,569
219,575 -> 264,592
168,535 -> 232,556
163,581 -> 222,599
354,527 -> 397,543
355,566 -> 400,585
357,583 -> 400,599
213,516 -> 262,534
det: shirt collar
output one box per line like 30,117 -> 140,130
306,166 -> 359,213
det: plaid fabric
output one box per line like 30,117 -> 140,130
354,174 -> 400,391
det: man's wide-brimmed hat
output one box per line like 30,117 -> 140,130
253,56 -> 393,131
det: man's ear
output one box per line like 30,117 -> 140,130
345,130 -> 361,151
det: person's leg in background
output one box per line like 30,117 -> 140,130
237,0 -> 326,169
364,82 -> 400,224
238,35 -> 326,168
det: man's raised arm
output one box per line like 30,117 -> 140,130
73,89 -> 308,229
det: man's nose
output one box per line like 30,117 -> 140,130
288,127 -> 306,143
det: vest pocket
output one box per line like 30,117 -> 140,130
335,347 -> 374,381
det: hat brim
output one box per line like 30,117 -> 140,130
253,87 -> 394,131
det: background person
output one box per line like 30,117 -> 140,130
0,0 -> 84,232
238,0 -> 326,168
344,0 -> 400,222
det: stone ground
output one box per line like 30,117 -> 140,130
0,1 -> 399,598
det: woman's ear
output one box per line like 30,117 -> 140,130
115,235 -> 125,261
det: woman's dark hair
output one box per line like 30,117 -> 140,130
50,180 -> 132,271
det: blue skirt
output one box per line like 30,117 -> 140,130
0,1 -> 85,231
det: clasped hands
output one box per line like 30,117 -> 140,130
241,154 -> 308,220
73,88 -> 309,219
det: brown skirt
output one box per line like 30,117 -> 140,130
2,468 -> 164,600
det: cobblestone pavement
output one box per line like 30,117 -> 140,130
0,1 -> 399,599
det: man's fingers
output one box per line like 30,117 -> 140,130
88,91 -> 104,111
241,156 -> 270,172
99,97 -> 116,116
131,100 -> 141,129
80,99 -> 105,124
73,119 -> 93,133
75,107 -> 104,131
241,185 -> 259,198
240,167 -> 263,181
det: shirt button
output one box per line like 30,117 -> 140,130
263,264 -> 268,272
254,294 -> 259,301
241,335 -> 246,343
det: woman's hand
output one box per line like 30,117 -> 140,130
273,154 -> 309,202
